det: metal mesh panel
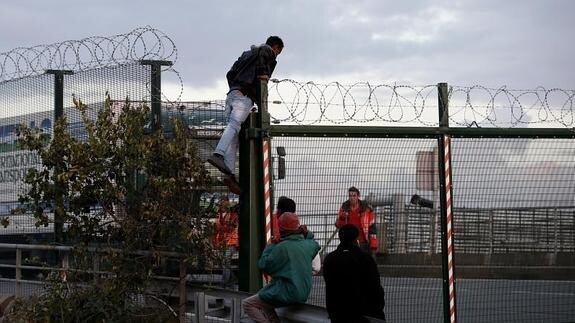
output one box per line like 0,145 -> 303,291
451,137 -> 575,322
64,63 -> 151,141
163,100 -> 226,175
271,136 -> 444,322
0,74 -> 53,243
161,100 -> 240,196
269,135 -> 575,322
0,62 -> 150,245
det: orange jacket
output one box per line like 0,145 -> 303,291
336,200 -> 378,250
213,210 -> 239,247
271,212 -> 280,243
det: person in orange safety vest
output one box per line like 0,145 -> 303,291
335,186 -> 378,254
212,196 -> 238,288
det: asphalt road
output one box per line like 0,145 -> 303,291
2,276 -> 574,322
307,277 -> 575,323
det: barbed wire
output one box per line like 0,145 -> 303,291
2,29 -> 573,129
0,26 -> 177,82
450,85 -> 574,128
268,79 -> 438,126
267,79 -> 575,128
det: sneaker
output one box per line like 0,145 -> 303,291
208,153 -> 233,175
223,175 -> 242,195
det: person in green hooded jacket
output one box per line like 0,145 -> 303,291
243,212 -> 320,323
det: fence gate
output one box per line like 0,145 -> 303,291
238,80 -> 575,323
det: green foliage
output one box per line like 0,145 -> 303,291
5,272 -> 178,322
8,95 -> 219,321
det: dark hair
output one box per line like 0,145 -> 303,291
338,224 -> 359,243
348,186 -> 360,196
276,196 -> 295,215
266,36 -> 284,49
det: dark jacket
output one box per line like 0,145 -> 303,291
323,242 -> 386,322
226,44 -> 277,103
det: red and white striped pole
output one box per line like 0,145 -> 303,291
261,139 -> 273,284
262,139 -> 272,244
443,135 -> 456,323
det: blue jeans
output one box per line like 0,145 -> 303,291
214,90 -> 254,175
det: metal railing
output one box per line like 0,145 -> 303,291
302,205 -> 575,256
0,243 -> 329,323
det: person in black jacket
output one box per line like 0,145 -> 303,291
323,224 -> 386,322
208,36 -> 284,194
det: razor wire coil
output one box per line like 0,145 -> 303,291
2,28 -> 573,129
0,26 -> 177,82
267,79 -> 575,128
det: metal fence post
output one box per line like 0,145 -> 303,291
261,80 -> 274,247
489,210 -> 494,254
231,296 -> 242,323
195,291 -> 206,323
139,60 -> 173,132
46,70 -> 74,120
553,208 -> 559,254
437,82 -> 457,323
238,80 -> 268,293
179,260 -> 187,323
431,147 -> 440,254
15,248 -> 22,298
392,193 -> 407,253
132,60 -> 172,203
61,251 -> 69,282
45,69 -> 73,244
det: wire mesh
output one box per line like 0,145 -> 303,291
0,73 -> 53,244
269,135 -> 575,322
0,63 -> 150,247
161,100 -> 238,197
270,136 -> 444,322
451,137 -> 575,323
162,100 -> 225,160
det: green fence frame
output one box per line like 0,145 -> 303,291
237,81 -> 575,322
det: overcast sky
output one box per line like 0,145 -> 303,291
1,0 -> 574,101
0,1 -> 572,212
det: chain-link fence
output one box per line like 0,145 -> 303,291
268,134 -> 574,322
0,28 -> 177,304
265,80 -> 575,322
0,62 -> 151,243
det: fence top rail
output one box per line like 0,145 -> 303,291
295,206 -> 574,216
270,125 -> 575,138
454,206 -> 575,212
0,243 -> 184,258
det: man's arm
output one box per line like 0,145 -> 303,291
257,243 -> 287,274
255,45 -> 276,80
271,213 -> 280,243
311,253 -> 321,275
366,208 -> 379,251
335,207 -> 348,228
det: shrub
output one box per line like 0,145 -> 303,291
6,95 -> 218,321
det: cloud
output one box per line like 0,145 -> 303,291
0,0 -> 574,100
371,6 -> 459,44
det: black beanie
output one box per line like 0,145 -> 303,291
338,224 -> 359,243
